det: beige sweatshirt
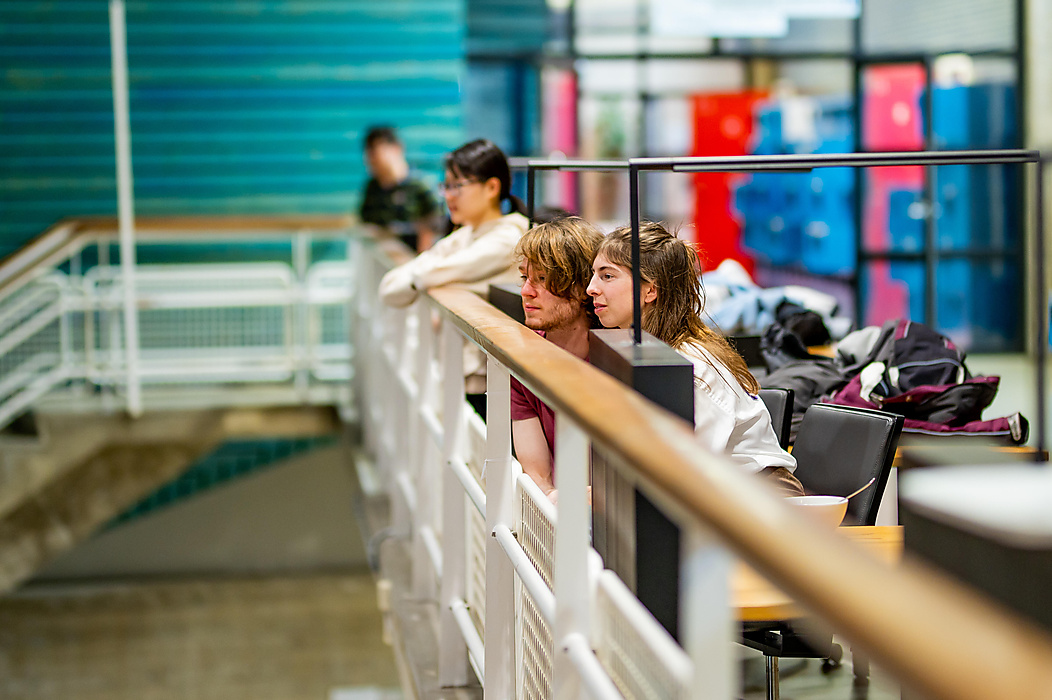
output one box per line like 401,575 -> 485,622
379,212 -> 529,307
378,212 -> 529,393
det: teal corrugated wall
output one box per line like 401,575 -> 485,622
463,0 -> 546,155
466,0 -> 547,56
0,0 -> 465,257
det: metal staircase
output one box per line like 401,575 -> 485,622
0,215 -> 357,590
0,216 -> 355,429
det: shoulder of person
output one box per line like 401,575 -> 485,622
489,212 -> 529,236
505,212 -> 529,230
679,341 -> 741,399
403,175 -> 433,193
469,213 -> 526,240
677,340 -> 714,368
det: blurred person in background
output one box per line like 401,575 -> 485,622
359,125 -> 442,252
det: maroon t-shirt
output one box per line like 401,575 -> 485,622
509,330 -> 589,465
510,376 -> 556,461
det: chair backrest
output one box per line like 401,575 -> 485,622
758,387 -> 794,450
728,335 -> 764,368
791,403 -> 905,526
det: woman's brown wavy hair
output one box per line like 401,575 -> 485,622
597,222 -> 759,394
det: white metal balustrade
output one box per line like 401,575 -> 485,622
0,220 -> 355,428
355,239 -> 732,700
353,233 -> 1052,700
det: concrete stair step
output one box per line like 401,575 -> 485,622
0,406 -> 340,595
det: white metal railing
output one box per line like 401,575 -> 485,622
0,219 -> 355,428
354,233 -> 1052,700
355,239 -> 734,700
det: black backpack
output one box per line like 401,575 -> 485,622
847,319 -> 968,395
829,319 -> 1028,444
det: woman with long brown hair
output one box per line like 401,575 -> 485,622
587,222 -> 801,491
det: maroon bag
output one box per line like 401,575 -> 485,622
828,374 -> 1028,444
827,320 -> 1029,444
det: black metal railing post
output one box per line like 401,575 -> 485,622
629,161 -> 642,345
1035,156 -> 1048,457
527,163 -> 536,225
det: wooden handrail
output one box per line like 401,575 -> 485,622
428,284 -> 1052,700
0,221 -> 93,298
71,213 -> 355,235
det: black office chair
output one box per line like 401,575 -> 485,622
792,403 -> 904,526
743,402 -> 904,698
728,334 -> 765,368
758,388 -> 794,450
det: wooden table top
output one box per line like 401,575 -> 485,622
735,526 -> 903,622
893,444 -> 1045,468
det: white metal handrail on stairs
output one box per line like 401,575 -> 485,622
354,234 -> 1052,700
0,216 -> 355,429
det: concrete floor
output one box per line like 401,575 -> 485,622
0,568 -> 906,700
0,573 -> 401,700
740,651 -> 902,700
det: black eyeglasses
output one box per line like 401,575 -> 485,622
439,179 -> 479,194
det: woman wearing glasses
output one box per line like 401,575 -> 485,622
379,139 -> 528,308
379,139 -> 529,414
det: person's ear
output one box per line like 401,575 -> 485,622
482,176 -> 502,201
643,282 -> 658,305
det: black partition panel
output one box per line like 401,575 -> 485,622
589,328 -> 694,640
488,283 -> 526,325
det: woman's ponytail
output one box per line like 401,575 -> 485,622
505,193 -> 527,216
